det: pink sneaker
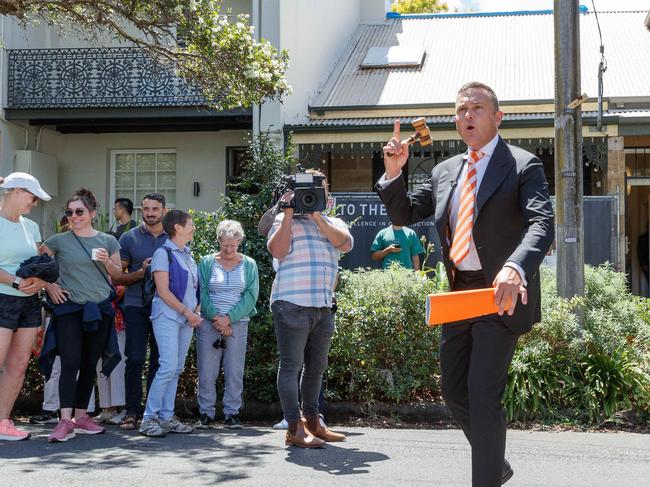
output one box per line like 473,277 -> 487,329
48,419 -> 76,443
74,415 -> 105,435
0,419 -> 30,441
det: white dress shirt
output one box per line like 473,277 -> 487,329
378,134 -> 527,284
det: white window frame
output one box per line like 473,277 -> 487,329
109,149 -> 177,223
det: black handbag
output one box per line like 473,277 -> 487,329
141,247 -> 173,306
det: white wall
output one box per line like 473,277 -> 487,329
35,129 -> 248,238
256,0 -> 383,135
2,15 -> 134,50
361,0 -> 390,22
278,0 -> 363,126
2,1 -> 254,51
221,0 -> 253,19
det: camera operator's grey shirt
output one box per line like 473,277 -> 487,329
268,214 -> 352,308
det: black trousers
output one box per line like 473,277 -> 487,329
55,311 -> 112,410
124,305 -> 159,417
440,270 -> 519,487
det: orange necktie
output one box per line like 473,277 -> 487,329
449,150 -> 484,266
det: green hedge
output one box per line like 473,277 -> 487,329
327,265 -> 446,404
505,265 -> 650,424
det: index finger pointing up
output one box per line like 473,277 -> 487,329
392,119 -> 401,140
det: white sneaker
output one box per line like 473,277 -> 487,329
105,409 -> 127,425
272,418 -> 288,430
93,410 -> 115,424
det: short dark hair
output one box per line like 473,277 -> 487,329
114,198 -> 134,215
162,209 -> 191,237
457,81 -> 500,111
142,192 -> 166,207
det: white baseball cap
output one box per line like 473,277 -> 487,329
0,172 -> 52,201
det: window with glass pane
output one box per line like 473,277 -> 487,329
113,150 -> 177,219
227,147 -> 249,182
625,148 -> 650,177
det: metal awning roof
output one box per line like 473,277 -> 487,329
311,10 -> 650,111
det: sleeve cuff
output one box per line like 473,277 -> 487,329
377,171 -> 403,189
504,262 -> 527,287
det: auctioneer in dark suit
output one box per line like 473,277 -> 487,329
377,135 -> 554,486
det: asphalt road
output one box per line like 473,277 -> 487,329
0,422 -> 648,486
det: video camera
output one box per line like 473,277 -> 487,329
273,165 -> 327,215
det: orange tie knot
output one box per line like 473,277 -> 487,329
469,150 -> 484,164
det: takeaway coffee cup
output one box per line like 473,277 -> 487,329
91,248 -> 102,260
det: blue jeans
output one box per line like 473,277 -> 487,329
124,305 -> 159,417
196,318 -> 249,419
143,314 -> 193,422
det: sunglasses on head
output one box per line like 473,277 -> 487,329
64,208 -> 86,217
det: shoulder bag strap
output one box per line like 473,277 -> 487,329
70,231 -> 116,292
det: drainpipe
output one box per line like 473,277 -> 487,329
252,0 -> 262,134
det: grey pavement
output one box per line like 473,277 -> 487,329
0,422 -> 648,486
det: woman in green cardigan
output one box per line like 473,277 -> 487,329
196,220 -> 259,429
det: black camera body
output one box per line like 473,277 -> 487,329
274,169 -> 327,215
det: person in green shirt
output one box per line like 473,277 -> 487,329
196,219 -> 259,431
0,172 -> 51,442
370,224 -> 425,270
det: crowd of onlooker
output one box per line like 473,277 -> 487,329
0,169 -> 351,449
0,173 -> 261,442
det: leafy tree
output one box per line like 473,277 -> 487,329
0,0 -> 290,109
391,0 -> 448,14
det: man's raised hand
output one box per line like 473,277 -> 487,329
382,119 -> 410,180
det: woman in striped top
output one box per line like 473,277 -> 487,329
196,220 -> 259,430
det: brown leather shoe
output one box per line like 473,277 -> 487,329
304,416 -> 346,442
285,421 -> 325,448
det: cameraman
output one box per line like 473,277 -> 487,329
267,170 -> 352,449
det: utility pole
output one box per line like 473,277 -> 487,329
554,0 -> 585,301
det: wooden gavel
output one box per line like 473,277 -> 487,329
385,117 -> 432,157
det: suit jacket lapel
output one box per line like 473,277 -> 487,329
476,137 -> 514,215
435,155 -> 464,244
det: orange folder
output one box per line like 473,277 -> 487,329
426,288 -> 501,326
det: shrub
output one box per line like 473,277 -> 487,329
327,265 -> 445,404
504,265 -> 650,424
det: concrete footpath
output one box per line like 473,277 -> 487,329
0,422 -> 648,486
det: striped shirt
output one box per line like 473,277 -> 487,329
268,214 -> 353,308
208,259 -> 246,315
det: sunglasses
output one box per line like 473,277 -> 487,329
64,208 -> 87,217
20,188 -> 38,203
213,338 -> 227,350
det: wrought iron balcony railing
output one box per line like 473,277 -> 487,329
6,48 -> 205,109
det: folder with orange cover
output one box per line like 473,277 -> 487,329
426,288 -> 501,326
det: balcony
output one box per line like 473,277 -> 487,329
6,47 -> 205,109
5,48 -> 251,133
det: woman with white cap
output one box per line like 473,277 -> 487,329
0,172 -> 51,441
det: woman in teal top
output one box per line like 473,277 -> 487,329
0,173 -> 51,442
195,220 -> 259,430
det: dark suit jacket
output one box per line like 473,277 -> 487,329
377,137 -> 555,334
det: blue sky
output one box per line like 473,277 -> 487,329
445,0 -> 649,12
